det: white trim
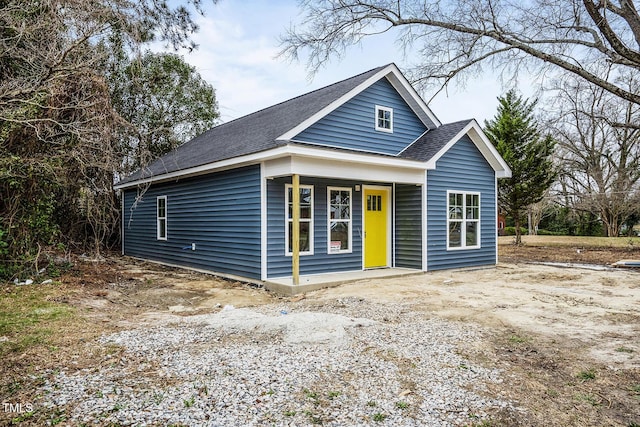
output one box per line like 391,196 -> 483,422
375,105 -> 393,133
285,184 -> 314,256
156,196 -> 167,241
260,162 -> 268,281
495,174 -> 499,265
425,120 -> 512,177
286,144 -> 427,169
384,66 -> 442,127
326,187 -> 353,254
446,190 -> 481,250
362,185 -> 392,268
114,144 -> 429,190
277,64 -> 440,142
422,171 -> 428,271
265,155 -> 425,185
288,139 -> 400,157
392,183 -> 396,267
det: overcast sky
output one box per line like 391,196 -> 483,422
166,1 -> 511,125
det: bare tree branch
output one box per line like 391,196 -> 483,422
281,0 -> 640,106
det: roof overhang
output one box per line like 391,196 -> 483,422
114,144 -> 428,190
424,120 -> 512,178
264,146 -> 427,185
276,63 -> 441,142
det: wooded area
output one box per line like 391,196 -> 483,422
0,0 -> 219,278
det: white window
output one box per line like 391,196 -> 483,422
447,191 -> 480,249
327,187 -> 352,254
285,184 -> 313,256
157,196 -> 167,240
375,105 -> 393,133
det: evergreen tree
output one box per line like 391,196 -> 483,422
484,90 -> 557,245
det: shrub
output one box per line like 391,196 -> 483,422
503,226 -> 528,236
537,229 -> 565,236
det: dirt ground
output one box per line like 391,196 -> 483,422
1,242 -> 639,426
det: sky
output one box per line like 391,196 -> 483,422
165,1 -> 510,125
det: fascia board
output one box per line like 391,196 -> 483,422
277,64 -> 440,142
114,144 -> 428,190
285,145 -> 427,170
424,120 -> 512,178
384,64 -> 441,127
113,146 -> 292,190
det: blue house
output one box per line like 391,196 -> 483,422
115,64 -> 511,292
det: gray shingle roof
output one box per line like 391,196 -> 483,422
118,64 -> 389,184
399,119 -> 473,162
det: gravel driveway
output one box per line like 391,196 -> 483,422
37,298 -> 512,426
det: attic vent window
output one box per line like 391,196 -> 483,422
375,105 -> 393,133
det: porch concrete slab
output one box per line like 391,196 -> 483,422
264,268 -> 424,296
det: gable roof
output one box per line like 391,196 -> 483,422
115,64 -> 510,189
402,119 -> 512,177
277,63 -> 440,141
118,63 -> 441,186
399,119 -> 472,162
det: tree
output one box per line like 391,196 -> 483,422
550,75 -> 640,237
281,0 -> 640,109
0,0 -> 216,278
109,51 -> 220,174
484,90 -> 557,245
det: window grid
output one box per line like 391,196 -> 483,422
328,187 -> 352,254
285,184 -> 314,256
375,105 -> 393,133
366,195 -> 382,211
447,191 -> 480,250
157,196 -> 167,241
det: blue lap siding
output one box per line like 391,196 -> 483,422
426,136 -> 497,270
293,78 -> 429,155
395,184 -> 423,269
122,165 -> 262,279
267,177 -> 364,278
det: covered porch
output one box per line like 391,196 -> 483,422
261,146 -> 428,286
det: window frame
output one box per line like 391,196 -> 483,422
156,196 -> 167,241
446,190 -> 481,250
327,186 -> 353,254
374,105 -> 393,133
285,184 -> 314,256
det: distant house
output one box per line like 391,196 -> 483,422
115,64 -> 511,292
498,213 -> 506,236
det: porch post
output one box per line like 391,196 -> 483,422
292,174 -> 300,286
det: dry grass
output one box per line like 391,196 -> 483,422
499,235 -> 640,248
1,244 -> 639,426
499,235 -> 640,265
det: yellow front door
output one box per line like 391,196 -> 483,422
364,188 -> 388,268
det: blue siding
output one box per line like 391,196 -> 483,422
294,78 -> 428,155
426,136 -> 496,270
123,165 -> 262,279
395,184 -> 422,269
267,178 -> 364,278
